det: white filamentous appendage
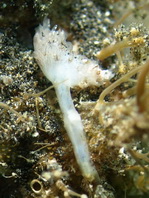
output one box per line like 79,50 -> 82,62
34,19 -> 112,181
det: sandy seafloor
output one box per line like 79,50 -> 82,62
0,0 -> 149,197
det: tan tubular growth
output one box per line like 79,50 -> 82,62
99,66 -> 141,103
113,3 -> 149,28
96,38 -> 144,61
94,65 -> 142,113
136,59 -> 149,112
95,59 -> 149,114
0,102 -> 24,122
